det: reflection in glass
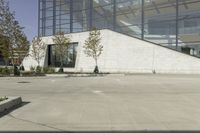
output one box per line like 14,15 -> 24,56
48,43 -> 78,68
39,0 -> 200,57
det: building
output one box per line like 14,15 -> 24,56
0,50 -> 27,66
23,0 -> 200,73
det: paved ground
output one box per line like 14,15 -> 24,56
0,74 -> 200,131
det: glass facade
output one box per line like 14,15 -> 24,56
48,43 -> 78,67
39,0 -> 200,57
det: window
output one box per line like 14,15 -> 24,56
48,43 -> 78,68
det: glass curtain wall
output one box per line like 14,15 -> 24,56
72,0 -> 91,32
144,0 -> 177,49
39,0 -> 200,57
92,0 -> 114,29
115,0 -> 142,38
178,0 -> 200,56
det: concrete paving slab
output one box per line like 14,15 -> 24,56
0,75 -> 200,131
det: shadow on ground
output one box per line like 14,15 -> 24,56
0,102 -> 30,118
0,102 -> 199,133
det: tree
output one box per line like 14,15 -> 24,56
15,31 -> 29,67
83,28 -> 103,73
0,0 -> 14,65
31,37 -> 46,67
0,0 -> 29,76
0,0 -> 15,62
0,0 -> 28,65
52,32 -> 71,73
0,34 -> 10,66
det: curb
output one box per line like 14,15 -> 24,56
45,74 -> 109,77
0,97 -> 22,113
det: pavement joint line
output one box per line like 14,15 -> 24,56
1,75 -> 200,130
7,114 -> 65,131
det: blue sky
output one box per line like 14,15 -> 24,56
7,0 -> 38,42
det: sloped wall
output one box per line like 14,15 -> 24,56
23,29 -> 200,74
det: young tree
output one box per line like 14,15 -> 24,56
31,37 -> 46,68
52,32 -> 71,72
83,28 -> 103,73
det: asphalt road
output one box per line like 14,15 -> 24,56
0,74 -> 200,131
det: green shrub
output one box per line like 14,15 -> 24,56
0,67 -> 12,75
30,66 -> 35,71
0,96 -> 8,102
49,67 -> 55,73
14,65 -> 20,76
0,68 -> 3,74
19,66 -> 25,71
94,66 -> 99,74
58,68 -> 64,73
43,67 -> 49,73
2,67 -> 10,75
10,67 -> 14,74
43,67 -> 55,74
20,71 -> 35,77
36,66 -> 42,74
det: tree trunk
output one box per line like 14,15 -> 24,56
59,57 -> 64,73
37,60 -> 40,67
95,57 -> 98,67
94,57 -> 99,74
11,56 -> 15,76
5,59 -> 8,67
60,56 -> 63,68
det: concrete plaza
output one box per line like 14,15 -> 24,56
0,74 -> 200,131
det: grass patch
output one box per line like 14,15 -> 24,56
0,96 -> 8,102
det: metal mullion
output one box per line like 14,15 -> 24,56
70,0 -> 73,33
43,0 -> 46,36
141,0 -> 144,40
113,0 -> 116,30
89,0 -> 93,29
38,0 -> 41,37
53,0 -> 56,35
176,0 -> 179,50
59,0 -> 62,32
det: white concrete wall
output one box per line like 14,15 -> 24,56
22,44 -> 47,71
23,29 -> 200,74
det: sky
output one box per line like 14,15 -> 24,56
7,0 -> 38,42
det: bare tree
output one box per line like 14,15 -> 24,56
83,28 -> 103,73
31,37 -> 46,67
52,32 -> 71,72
